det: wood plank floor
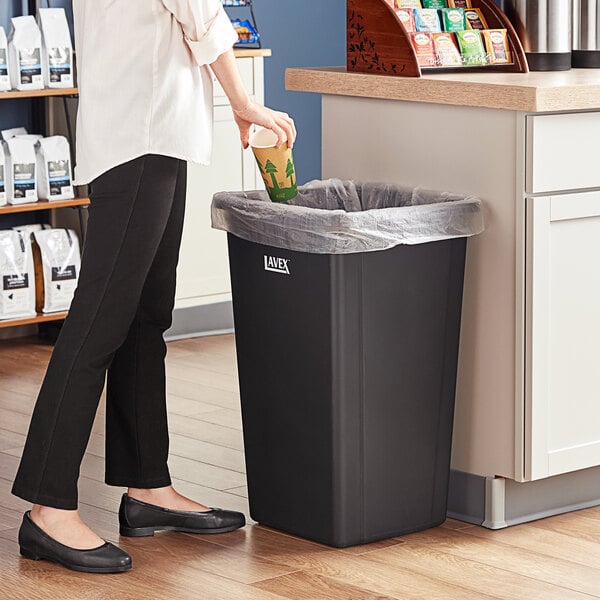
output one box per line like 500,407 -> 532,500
1,334 -> 600,599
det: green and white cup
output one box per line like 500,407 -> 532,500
250,127 -> 298,203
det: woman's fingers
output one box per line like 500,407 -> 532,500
236,103 -> 297,149
269,121 -> 287,148
271,112 -> 296,148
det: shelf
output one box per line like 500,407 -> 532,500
0,311 -> 68,329
0,88 -> 79,100
0,197 -> 89,215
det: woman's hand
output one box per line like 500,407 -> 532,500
233,101 -> 297,150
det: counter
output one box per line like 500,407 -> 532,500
286,67 -> 600,112
287,67 -> 600,528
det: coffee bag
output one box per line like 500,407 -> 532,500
36,136 -> 74,201
1,127 -> 28,140
5,136 -> 38,204
0,26 -> 11,92
0,230 -> 36,320
0,142 -> 7,206
32,228 -> 80,313
8,16 -> 44,91
38,8 -> 74,89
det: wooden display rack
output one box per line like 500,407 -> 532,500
347,0 -> 528,77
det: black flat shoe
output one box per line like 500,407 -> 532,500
119,494 -> 246,537
18,511 -> 131,574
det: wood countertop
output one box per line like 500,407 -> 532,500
285,66 -> 600,113
234,48 -> 271,58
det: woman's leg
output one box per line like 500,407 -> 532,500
103,162 -> 213,513
11,155 -> 184,515
103,160 -> 187,489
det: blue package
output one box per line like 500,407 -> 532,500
414,9 -> 442,33
231,19 -> 260,44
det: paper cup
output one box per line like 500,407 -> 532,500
250,127 -> 298,203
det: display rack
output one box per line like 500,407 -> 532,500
221,0 -> 262,49
347,0 -> 528,77
0,87 -> 87,330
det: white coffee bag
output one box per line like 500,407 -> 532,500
8,16 -> 44,91
33,228 -> 80,313
5,136 -> 38,204
38,8 -> 74,89
0,229 -> 36,320
36,136 -> 74,201
1,127 -> 28,140
0,26 -> 11,92
12,224 -> 51,235
0,142 -> 7,206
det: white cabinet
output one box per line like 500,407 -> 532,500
526,112 -> 600,194
525,191 -> 600,479
175,56 -> 264,310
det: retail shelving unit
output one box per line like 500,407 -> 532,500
0,87 -> 88,330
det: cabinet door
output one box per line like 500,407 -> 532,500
525,192 -> 600,479
175,107 -> 245,305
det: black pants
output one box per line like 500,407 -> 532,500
12,155 -> 187,510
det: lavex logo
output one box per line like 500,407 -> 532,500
264,255 -> 290,275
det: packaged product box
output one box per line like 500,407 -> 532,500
441,8 -> 466,32
433,32 -> 463,66
231,19 -> 260,44
422,0 -> 447,7
32,228 -> 80,314
0,229 -> 36,320
465,8 -> 488,30
8,16 -> 44,91
396,9 -> 417,33
0,143 -> 7,206
0,27 -> 11,92
410,32 -> 437,66
448,0 -> 471,7
456,29 -> 487,65
37,8 -> 74,89
397,0 -> 422,8
5,136 -> 39,204
414,9 -> 442,32
36,136 -> 74,201
482,29 -> 511,64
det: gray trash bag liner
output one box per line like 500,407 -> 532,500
211,179 -> 484,255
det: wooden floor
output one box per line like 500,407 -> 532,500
1,334 -> 600,599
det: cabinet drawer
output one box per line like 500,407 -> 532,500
213,57 -> 254,106
526,112 -> 600,194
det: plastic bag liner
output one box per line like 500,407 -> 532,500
211,179 -> 484,255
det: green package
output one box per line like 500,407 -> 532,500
422,0 -> 447,6
442,8 -> 466,32
456,29 -> 487,65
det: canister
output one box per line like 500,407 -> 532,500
573,0 -> 600,67
500,0 -> 573,71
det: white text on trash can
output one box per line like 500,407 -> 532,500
264,256 -> 290,275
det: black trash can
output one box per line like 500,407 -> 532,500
212,180 -> 484,548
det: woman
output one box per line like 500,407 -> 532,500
11,0 -> 295,574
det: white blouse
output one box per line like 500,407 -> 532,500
72,0 -> 238,185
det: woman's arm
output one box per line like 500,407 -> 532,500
210,49 -> 296,149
